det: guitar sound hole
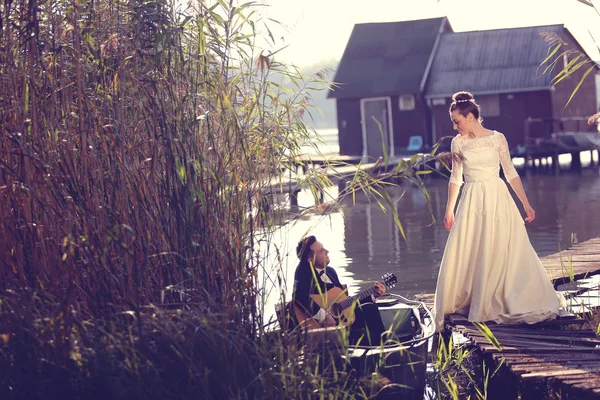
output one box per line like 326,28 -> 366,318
330,303 -> 343,318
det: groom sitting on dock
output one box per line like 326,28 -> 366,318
293,235 -> 387,345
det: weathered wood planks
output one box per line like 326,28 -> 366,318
447,319 -> 600,397
445,236 -> 600,397
415,236 -> 600,397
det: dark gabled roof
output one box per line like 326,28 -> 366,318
327,17 -> 448,99
425,25 -> 566,98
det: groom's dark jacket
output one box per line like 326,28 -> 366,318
292,262 -> 371,318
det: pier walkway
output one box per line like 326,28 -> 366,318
448,316 -> 600,399
417,235 -> 600,398
266,153 -> 435,205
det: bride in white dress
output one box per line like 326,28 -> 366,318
433,91 -> 564,331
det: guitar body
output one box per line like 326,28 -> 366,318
293,302 -> 322,331
293,287 -> 356,329
294,302 -> 322,331
309,287 -> 356,327
292,273 -> 397,332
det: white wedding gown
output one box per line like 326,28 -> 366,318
433,131 -> 564,330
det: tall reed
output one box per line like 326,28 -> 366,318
0,0 -> 441,397
0,0 -> 321,324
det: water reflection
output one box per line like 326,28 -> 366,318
261,166 -> 600,323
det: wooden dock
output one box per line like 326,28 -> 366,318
540,236 -> 600,286
447,315 -> 600,399
266,153 -> 434,204
417,235 -> 600,398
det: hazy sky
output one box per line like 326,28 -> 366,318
258,0 -> 600,67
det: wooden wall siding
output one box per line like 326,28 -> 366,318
336,98 -> 363,156
390,94 -> 429,149
431,100 -> 453,147
432,91 -> 554,149
487,91 -> 553,146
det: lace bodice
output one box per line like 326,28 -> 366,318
449,131 -> 519,186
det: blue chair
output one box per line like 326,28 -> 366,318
407,136 -> 423,152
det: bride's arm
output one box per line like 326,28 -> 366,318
444,183 -> 461,230
498,133 -> 535,222
445,137 -> 463,230
507,176 -> 535,222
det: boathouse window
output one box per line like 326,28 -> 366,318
478,94 -> 500,117
399,95 -> 415,111
432,98 -> 446,106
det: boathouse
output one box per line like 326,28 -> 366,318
330,20 -> 600,158
327,17 -> 452,158
425,25 -> 600,154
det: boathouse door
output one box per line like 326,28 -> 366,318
360,97 -> 395,160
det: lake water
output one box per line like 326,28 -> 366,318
260,129 -> 600,322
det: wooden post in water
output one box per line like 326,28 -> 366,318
571,151 -> 581,170
290,188 -> 300,207
552,152 -> 560,175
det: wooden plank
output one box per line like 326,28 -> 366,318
467,335 -> 585,348
499,359 -> 600,367
494,349 -> 600,356
571,247 -> 600,252
481,346 -> 600,353
544,259 -> 600,267
569,246 -> 600,251
554,378 -> 600,391
448,318 -> 587,333
489,329 -> 597,338
447,314 -> 470,324
559,379 -> 600,392
468,329 -> 591,339
542,254 -> 600,262
509,318 -> 586,327
546,266 -> 600,275
497,354 -> 600,364
521,369 -> 600,381
512,362 -> 600,372
572,383 -> 600,393
468,332 -> 600,346
485,325 -> 593,334
544,265 -> 600,272
542,248 -> 600,255
511,361 -> 600,374
570,237 -> 600,245
560,377 -> 600,386
462,332 -> 598,349
569,241 -> 600,249
563,379 -> 600,388
553,253 -> 600,259
543,260 -> 600,268
541,373 -> 598,381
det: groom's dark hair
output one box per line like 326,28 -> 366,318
296,235 -> 317,263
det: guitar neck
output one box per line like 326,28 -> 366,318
339,286 -> 376,311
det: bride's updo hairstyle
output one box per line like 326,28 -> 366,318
449,91 -> 482,122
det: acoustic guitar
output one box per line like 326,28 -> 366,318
294,273 -> 397,329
